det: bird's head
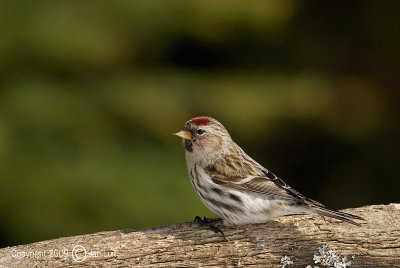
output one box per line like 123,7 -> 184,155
174,116 -> 232,164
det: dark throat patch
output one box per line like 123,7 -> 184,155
185,139 -> 193,152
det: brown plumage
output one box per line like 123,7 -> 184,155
174,116 -> 364,226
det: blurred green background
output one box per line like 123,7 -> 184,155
1,1 -> 399,246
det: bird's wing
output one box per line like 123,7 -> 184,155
207,165 -> 324,207
207,164 -> 366,225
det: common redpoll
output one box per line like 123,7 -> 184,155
174,116 -> 363,230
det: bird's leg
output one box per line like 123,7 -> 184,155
193,216 -> 226,241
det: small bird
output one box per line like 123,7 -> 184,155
174,116 -> 363,231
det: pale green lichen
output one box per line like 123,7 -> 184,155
280,244 -> 354,268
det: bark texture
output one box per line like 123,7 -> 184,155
0,204 -> 399,267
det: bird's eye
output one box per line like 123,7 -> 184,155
197,129 -> 205,135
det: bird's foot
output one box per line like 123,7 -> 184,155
193,216 -> 226,241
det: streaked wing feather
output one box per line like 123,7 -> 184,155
211,175 -> 297,201
262,173 -> 326,207
208,166 -> 325,207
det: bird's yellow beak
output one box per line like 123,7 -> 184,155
173,130 -> 192,140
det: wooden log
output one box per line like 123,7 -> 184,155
0,204 -> 399,267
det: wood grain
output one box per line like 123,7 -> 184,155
0,204 -> 399,267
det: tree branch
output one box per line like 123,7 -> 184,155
0,204 -> 399,267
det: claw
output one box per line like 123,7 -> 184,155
193,216 -> 226,241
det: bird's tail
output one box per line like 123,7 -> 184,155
313,206 -> 365,226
